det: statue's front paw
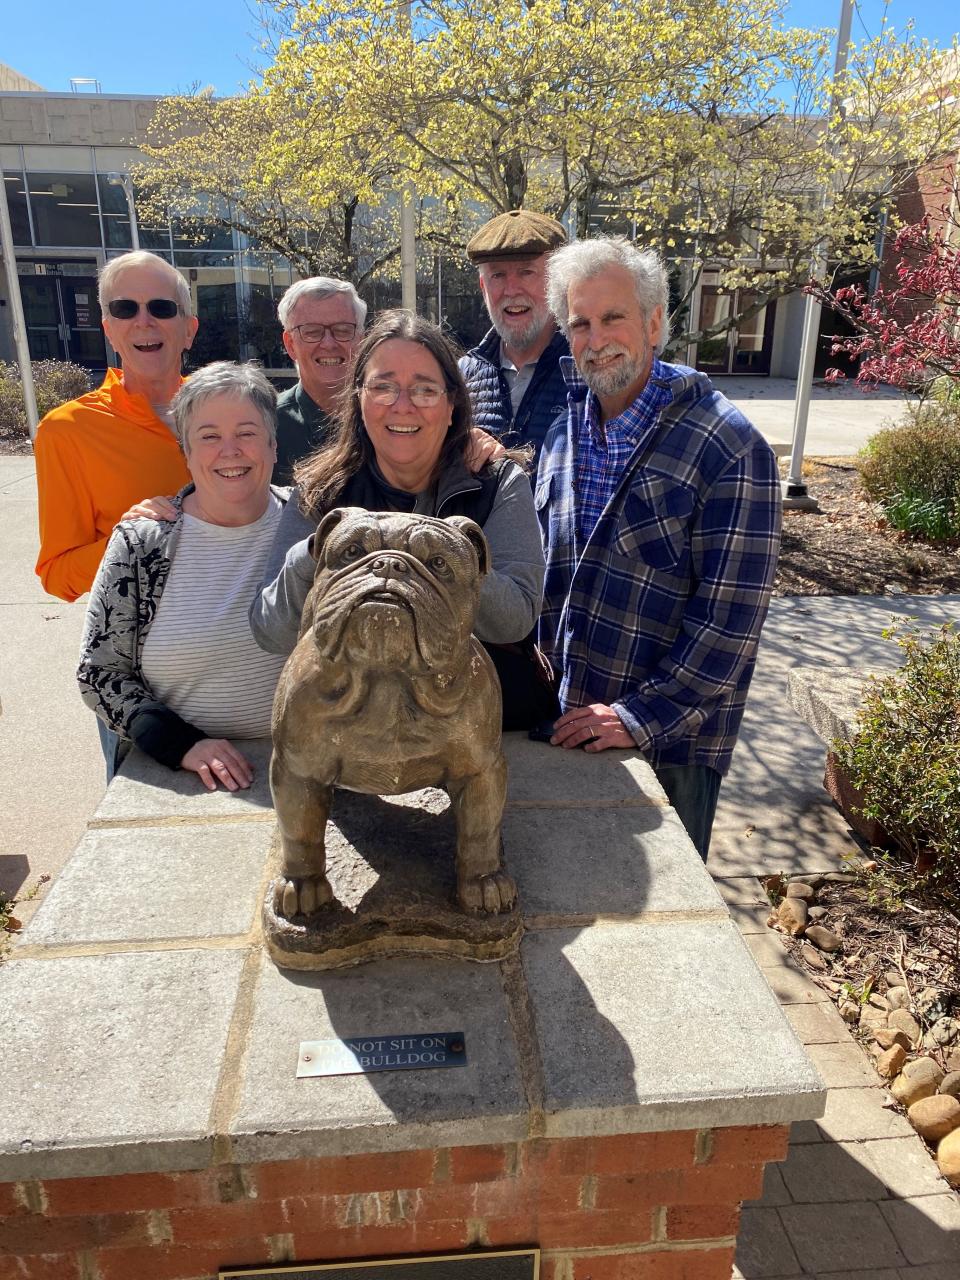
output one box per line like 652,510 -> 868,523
275,873 -> 334,919
458,869 -> 517,915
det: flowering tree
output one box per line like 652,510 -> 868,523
814,184 -> 960,392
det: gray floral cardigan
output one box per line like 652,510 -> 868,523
77,484 -> 289,769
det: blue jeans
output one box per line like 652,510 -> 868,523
653,763 -> 723,861
96,717 -> 125,784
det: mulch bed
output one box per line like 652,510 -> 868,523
775,457 -> 960,597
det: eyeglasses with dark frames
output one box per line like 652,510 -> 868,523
360,379 -> 450,408
107,298 -> 182,320
289,321 -> 358,343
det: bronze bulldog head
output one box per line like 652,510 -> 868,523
306,507 -> 490,675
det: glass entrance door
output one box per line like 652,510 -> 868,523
695,281 -> 776,376
18,263 -> 107,372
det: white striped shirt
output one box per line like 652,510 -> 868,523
141,496 -> 287,738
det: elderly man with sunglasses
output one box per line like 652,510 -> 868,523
273,277 -> 366,484
34,250 -> 198,602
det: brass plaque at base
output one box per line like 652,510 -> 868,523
221,1249 -> 539,1279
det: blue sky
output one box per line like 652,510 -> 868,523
3,1 -> 957,98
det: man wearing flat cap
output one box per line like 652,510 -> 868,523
460,209 -> 570,464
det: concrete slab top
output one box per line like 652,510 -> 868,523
787,666 -> 875,745
4,725 -> 825,1179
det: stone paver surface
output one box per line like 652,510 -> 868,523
732,881 -> 959,1280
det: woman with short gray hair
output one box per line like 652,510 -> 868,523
78,360 -> 289,791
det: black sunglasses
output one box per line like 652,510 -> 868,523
107,298 -> 181,320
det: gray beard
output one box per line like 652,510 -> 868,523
580,351 -> 644,399
490,310 -> 550,354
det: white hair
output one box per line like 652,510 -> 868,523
172,360 -> 277,452
98,251 -> 193,316
546,236 -> 670,351
277,276 -> 367,331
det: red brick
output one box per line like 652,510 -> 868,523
521,1137 -> 594,1178
447,1144 -> 515,1183
474,1173 -> 583,1219
40,1168 -> 225,1217
593,1163 -> 762,1212
522,1133 -> 696,1181
591,1132 -> 697,1175
93,1236 -> 267,1280
291,1218 -> 469,1262
0,1183 -> 29,1218
0,1254 -> 83,1280
705,1125 -> 790,1165
665,1203 -> 741,1240
254,1149 -> 436,1201
0,1210 -> 153,1255
562,1246 -> 735,1280
406,1182 -> 479,1223
484,1208 -> 651,1249
168,1197 -> 293,1245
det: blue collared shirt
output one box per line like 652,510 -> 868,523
575,359 -> 674,546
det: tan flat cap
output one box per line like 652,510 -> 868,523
466,209 -> 567,263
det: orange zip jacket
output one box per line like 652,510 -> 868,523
34,369 -> 191,602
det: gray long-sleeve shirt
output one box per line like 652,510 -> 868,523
250,459 -> 545,656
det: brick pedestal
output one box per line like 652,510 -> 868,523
0,1127 -> 789,1280
0,736 -> 822,1280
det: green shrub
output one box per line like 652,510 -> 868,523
0,360 -> 90,446
837,624 -> 960,899
858,404 -> 960,540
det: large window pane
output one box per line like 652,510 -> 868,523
2,171 -> 31,245
171,196 -> 234,252
186,276 -> 241,369
27,172 -> 102,247
96,174 -> 134,250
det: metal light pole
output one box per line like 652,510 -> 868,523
0,174 -> 39,440
785,0 -> 855,504
400,1 -> 417,310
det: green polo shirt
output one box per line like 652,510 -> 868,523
273,381 -> 334,485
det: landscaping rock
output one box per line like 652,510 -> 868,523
808,905 -> 829,921
876,1044 -> 907,1079
859,1003 -> 888,1031
873,1027 -> 911,1052
924,1016 -> 960,1050
801,944 -> 829,971
891,1057 -> 944,1106
938,1072 -> 960,1099
907,1095 -> 960,1143
937,1128 -> 960,1187
868,993 -> 890,1010
804,872 -> 828,889
946,1049 -> 960,1073
884,969 -> 902,988
805,925 -> 841,952
839,998 -> 860,1024
888,1009 -> 922,1045
778,896 -> 808,936
823,872 -> 857,883
885,986 -> 910,1011
786,881 -> 816,902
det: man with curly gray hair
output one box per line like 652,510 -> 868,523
536,236 -> 782,858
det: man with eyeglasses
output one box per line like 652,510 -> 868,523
34,249 -> 199,602
274,277 -> 366,484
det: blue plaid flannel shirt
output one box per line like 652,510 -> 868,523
536,358 -> 782,776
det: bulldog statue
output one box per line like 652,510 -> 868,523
270,507 -> 515,921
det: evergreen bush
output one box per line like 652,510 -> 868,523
0,360 -> 90,448
837,624 -> 960,896
858,405 -> 960,541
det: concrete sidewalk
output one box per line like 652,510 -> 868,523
2,453 -> 958,1277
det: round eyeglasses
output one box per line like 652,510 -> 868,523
289,322 -> 358,343
360,379 -> 450,407
107,298 -> 181,320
